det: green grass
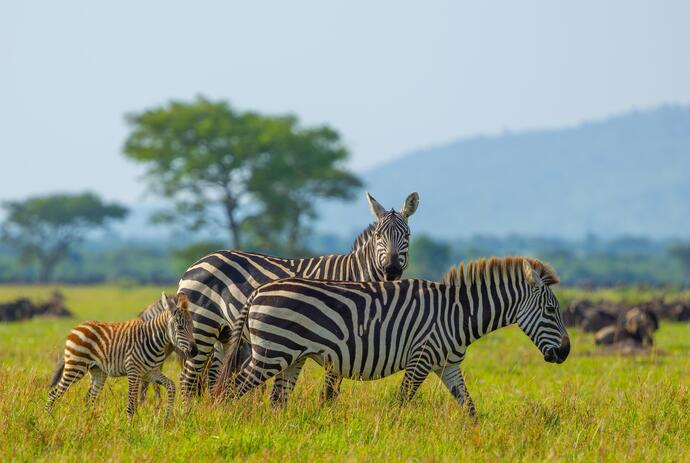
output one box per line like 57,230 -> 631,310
1,285 -> 688,462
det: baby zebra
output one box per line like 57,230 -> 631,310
46,292 -> 198,417
214,256 -> 570,414
137,294 -> 186,403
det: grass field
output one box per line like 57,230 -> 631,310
1,285 -> 688,462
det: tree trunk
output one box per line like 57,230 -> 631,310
38,255 -> 59,283
224,200 -> 241,249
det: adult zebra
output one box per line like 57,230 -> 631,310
177,191 -> 419,398
214,256 -> 570,414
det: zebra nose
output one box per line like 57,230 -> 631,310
557,335 -> 570,361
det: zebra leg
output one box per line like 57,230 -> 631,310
206,341 -> 225,393
126,373 -> 142,418
217,358 -> 275,403
434,363 -> 476,416
85,367 -> 107,406
46,362 -> 87,412
179,341 -> 215,399
320,359 -> 343,403
397,362 -> 432,404
146,370 -> 176,417
269,358 -> 306,409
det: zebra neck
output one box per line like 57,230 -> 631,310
145,311 -> 173,354
292,240 -> 381,281
450,277 -> 526,345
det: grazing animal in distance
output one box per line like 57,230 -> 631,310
177,191 -> 419,400
46,292 -> 198,417
214,256 -> 570,415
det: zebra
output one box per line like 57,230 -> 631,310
45,292 -> 198,417
213,256 -> 570,414
137,294 -> 186,403
177,191 -> 419,400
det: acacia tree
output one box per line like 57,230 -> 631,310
123,97 -> 361,252
1,193 -> 128,281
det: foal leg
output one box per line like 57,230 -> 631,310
46,360 -> 87,412
85,367 -> 107,406
146,370 -> 176,417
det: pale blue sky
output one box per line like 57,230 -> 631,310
1,0 -> 689,203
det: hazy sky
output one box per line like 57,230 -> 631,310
2,1 -> 689,203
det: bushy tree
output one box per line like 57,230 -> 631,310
123,97 -> 361,253
1,193 -> 128,281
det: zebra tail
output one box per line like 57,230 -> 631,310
49,356 -> 65,388
212,299 -> 252,399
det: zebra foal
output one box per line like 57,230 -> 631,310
46,292 -> 198,417
214,256 -> 570,414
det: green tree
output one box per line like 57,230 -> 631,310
407,234 -> 453,280
123,97 -> 361,253
1,193 -> 128,282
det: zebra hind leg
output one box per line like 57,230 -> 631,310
216,358 -> 275,404
146,370 -> 176,417
320,360 -> 343,404
269,358 -> 306,409
46,362 -> 87,413
85,367 -> 107,406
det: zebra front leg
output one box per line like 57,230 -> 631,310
269,358 -> 306,409
46,362 -> 87,413
397,361 -> 432,404
179,341 -> 215,399
146,370 -> 176,417
85,367 -> 107,406
434,363 -> 476,416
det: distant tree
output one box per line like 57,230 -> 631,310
407,234 -> 453,280
123,96 -> 361,253
1,193 -> 128,281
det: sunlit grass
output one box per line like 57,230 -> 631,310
1,285 -> 688,462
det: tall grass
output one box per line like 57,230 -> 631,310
1,285 -> 688,462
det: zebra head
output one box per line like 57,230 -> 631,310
162,292 -> 198,359
515,259 -> 570,364
366,192 -> 419,281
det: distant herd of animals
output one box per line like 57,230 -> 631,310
46,192 -> 572,418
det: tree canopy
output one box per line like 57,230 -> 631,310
1,192 -> 128,281
123,97 -> 362,253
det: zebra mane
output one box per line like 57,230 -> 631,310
350,222 -> 376,252
441,256 -> 560,287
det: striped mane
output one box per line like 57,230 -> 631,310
351,222 -> 376,251
441,256 -> 560,287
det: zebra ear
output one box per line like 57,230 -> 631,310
161,292 -> 173,312
400,192 -> 419,219
366,192 -> 386,219
522,260 -> 543,289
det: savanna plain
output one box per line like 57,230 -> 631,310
1,285 -> 688,462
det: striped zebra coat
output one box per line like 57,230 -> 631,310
177,192 -> 419,399
137,294 -> 186,403
46,293 -> 198,417
214,256 -> 571,414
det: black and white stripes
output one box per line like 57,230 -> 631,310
214,256 -> 570,414
46,293 -> 198,417
177,192 -> 419,398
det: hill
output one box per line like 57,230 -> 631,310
317,105 -> 690,240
